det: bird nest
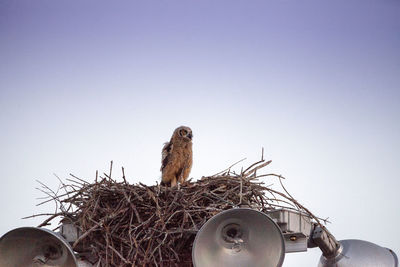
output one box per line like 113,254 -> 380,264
28,157 -> 328,266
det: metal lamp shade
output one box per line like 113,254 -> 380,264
319,239 -> 398,267
192,208 -> 285,267
0,227 -> 77,267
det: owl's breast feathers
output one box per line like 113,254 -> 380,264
161,140 -> 192,171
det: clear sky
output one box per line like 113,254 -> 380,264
1,0 -> 399,266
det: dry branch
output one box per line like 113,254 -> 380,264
29,158 -> 328,266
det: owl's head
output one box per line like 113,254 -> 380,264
173,126 -> 193,142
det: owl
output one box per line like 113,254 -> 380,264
161,126 -> 193,187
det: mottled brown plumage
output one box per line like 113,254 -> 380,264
161,126 -> 193,187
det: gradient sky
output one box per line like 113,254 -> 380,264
1,1 -> 399,266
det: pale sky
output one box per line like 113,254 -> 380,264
1,0 -> 399,266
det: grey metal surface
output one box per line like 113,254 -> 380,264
0,227 -> 77,267
77,259 -> 98,267
312,226 -> 339,258
267,209 -> 313,253
318,239 -> 398,267
192,208 -> 285,267
61,221 -> 81,243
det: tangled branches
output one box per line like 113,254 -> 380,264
27,157 -> 329,266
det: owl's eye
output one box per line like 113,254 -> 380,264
180,129 -> 187,136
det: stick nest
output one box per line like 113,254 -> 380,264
31,158 -> 327,266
